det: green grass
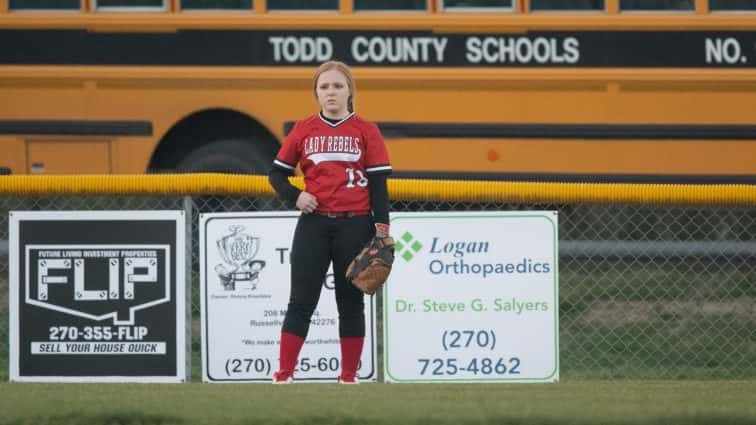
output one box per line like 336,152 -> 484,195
0,381 -> 754,425
560,266 -> 756,308
560,321 -> 756,379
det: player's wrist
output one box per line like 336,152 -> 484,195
375,223 -> 390,238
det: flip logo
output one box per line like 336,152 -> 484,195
26,244 -> 171,325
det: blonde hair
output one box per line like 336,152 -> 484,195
313,60 -> 355,113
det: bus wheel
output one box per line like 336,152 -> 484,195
175,139 -> 271,175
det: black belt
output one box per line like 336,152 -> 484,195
313,211 -> 370,218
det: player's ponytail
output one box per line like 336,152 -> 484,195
313,60 -> 356,113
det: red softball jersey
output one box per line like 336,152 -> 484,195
272,112 -> 392,213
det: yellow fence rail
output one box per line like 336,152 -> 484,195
1,174 -> 756,205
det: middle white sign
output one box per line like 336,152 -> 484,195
200,212 -> 377,383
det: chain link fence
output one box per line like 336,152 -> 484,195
2,194 -> 755,381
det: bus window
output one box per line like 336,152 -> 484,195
354,0 -> 426,10
620,0 -> 694,10
94,0 -> 166,11
181,0 -> 253,9
266,0 -> 338,10
710,0 -> 756,10
9,0 -> 80,10
442,0 -> 513,11
530,0 -> 603,10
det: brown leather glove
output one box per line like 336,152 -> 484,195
345,236 -> 395,295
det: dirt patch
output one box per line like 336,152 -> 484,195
580,298 -> 756,326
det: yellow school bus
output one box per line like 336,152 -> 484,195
1,0 -> 756,183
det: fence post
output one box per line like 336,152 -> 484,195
183,195 -> 194,381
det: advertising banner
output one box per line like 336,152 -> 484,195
384,212 -> 558,383
200,212 -> 376,383
9,211 -> 187,382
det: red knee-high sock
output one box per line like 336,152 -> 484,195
279,332 -> 305,374
339,337 -> 364,379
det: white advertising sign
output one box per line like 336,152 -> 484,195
200,212 -> 377,383
384,212 -> 558,383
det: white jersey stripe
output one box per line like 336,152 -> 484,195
273,159 -> 295,170
309,152 -> 361,164
366,165 -> 392,173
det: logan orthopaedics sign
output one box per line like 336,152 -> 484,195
9,211 -> 188,383
384,212 -> 558,383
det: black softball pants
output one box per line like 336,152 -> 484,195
282,213 -> 374,339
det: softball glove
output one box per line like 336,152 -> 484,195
346,236 -> 395,295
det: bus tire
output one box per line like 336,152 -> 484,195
175,139 -> 271,174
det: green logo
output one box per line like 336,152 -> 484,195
395,231 -> 423,262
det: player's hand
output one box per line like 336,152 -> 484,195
296,191 -> 318,214
375,223 -> 390,238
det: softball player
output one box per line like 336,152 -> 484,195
268,61 -> 391,384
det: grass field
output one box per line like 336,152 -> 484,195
0,381 -> 754,425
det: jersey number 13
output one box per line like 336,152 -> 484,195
346,168 -> 368,188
